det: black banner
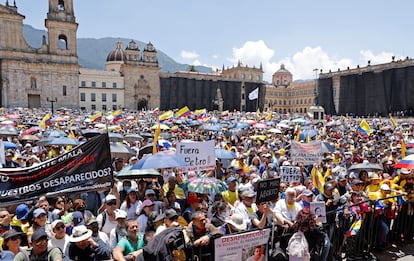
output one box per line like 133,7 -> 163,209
256,178 -> 280,204
0,134 -> 113,206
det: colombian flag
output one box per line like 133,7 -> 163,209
39,113 -> 51,129
90,112 -> 103,122
152,107 -> 160,114
357,119 -> 372,137
159,110 -> 174,121
176,106 -> 191,117
111,110 -> 123,123
194,109 -> 207,119
221,110 -> 229,118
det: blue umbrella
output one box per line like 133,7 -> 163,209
3,141 -> 17,149
116,166 -> 161,179
46,137 -> 80,146
299,129 -> 318,141
232,122 -> 250,129
201,124 -> 223,131
131,153 -> 187,169
215,148 -> 237,159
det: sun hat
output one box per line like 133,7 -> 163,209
241,189 -> 256,198
69,225 -> 92,243
225,213 -> 247,231
380,184 -> 391,191
3,229 -> 23,241
86,216 -> 98,226
400,168 -> 411,175
302,189 -> 314,197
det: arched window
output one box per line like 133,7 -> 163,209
58,35 -> 68,50
58,0 -> 65,10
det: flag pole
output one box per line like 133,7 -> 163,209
256,87 -> 259,111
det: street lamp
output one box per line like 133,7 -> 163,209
47,97 -> 57,114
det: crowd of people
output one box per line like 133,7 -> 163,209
0,108 -> 413,260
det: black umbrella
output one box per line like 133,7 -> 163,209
116,166 -> 161,179
139,144 -> 153,157
348,162 -> 383,172
82,129 -> 101,138
124,134 -> 143,143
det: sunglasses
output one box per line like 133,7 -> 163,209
34,238 -> 48,246
107,201 -> 116,206
56,200 -> 64,204
10,236 -> 20,241
55,225 -> 65,230
0,214 -> 8,219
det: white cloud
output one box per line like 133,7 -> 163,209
192,59 -> 202,66
359,50 -> 400,65
180,50 -> 199,59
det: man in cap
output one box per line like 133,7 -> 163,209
67,225 -> 110,261
97,194 -> 119,236
221,176 -> 238,207
86,216 -> 110,249
182,194 -> 201,224
154,209 -> 180,235
2,152 -> 19,168
392,168 -> 411,190
14,229 -> 63,261
162,175 -> 186,202
234,189 -> 262,230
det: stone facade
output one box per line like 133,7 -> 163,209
0,0 -> 80,109
263,64 -> 315,114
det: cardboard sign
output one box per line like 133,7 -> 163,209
176,140 -> 215,171
256,178 -> 280,204
280,166 -> 301,183
311,201 -> 327,223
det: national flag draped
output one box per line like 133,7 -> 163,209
39,113 -> 51,129
176,106 -> 191,117
221,110 -> 229,118
248,88 -> 259,100
357,119 -> 372,137
159,110 -> 174,121
90,112 -> 103,122
111,110 -> 123,122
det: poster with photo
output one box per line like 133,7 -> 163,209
214,229 -> 270,261
310,201 -> 327,223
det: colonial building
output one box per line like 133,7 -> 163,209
77,40 -> 161,111
263,64 -> 315,114
0,0 -> 79,109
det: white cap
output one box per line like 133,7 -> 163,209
115,209 -> 127,219
105,194 -> 117,202
380,184 -> 391,191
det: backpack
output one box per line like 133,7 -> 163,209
142,227 -> 186,261
100,210 -> 107,231
287,231 -> 310,261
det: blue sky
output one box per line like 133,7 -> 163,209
14,0 -> 414,82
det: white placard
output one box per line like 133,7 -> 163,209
214,229 -> 270,261
280,166 -> 301,183
310,201 -> 327,223
176,140 -> 215,171
290,140 -> 323,164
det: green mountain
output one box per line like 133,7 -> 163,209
23,25 -> 212,73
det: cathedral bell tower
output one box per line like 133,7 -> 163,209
45,0 -> 78,57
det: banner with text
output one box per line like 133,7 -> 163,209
280,166 -> 301,183
0,134 -> 113,206
214,229 -> 270,261
256,178 -> 280,204
176,140 -> 215,171
290,140 -> 323,164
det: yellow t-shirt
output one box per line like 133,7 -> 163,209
222,190 -> 238,206
162,184 -> 186,199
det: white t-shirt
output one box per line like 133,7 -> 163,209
120,200 -> 142,220
48,234 -> 70,261
97,211 -> 118,236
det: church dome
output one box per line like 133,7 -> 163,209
275,64 -> 291,74
106,41 -> 127,62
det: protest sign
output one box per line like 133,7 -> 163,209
176,140 -> 215,171
280,166 -> 301,183
256,178 -> 280,204
290,140 -> 323,164
311,201 -> 327,223
0,134 -> 113,206
214,229 -> 270,261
